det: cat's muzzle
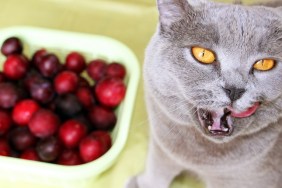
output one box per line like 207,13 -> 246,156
197,102 -> 260,136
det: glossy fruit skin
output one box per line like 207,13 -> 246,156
88,106 -> 117,130
105,62 -> 126,79
1,37 -> 23,56
36,136 -> 61,162
90,131 -> 112,153
54,70 -> 79,94
94,77 -> 126,108
20,148 -> 40,161
75,86 -> 95,108
86,59 -> 107,81
0,110 -> 12,135
0,138 -> 11,156
59,119 -> 87,149
57,149 -> 83,165
28,109 -> 60,138
65,52 -> 86,74
9,127 -> 37,151
12,99 -> 40,126
3,55 -> 29,80
29,77 -> 55,104
37,54 -> 61,78
0,83 -> 20,109
79,135 -> 105,163
31,49 -> 47,67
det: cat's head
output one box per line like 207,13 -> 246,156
145,0 -> 282,142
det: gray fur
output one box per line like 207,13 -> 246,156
126,0 -> 282,188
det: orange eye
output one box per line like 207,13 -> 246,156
253,59 -> 276,71
191,47 -> 216,64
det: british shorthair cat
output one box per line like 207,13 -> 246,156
126,0 -> 282,188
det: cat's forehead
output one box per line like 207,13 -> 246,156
160,2 -> 282,58
207,5 -> 282,56
212,5 -> 279,25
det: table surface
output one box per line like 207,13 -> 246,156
0,0 -> 258,187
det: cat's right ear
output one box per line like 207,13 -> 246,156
157,0 -> 209,30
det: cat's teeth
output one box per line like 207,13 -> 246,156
208,126 -> 212,131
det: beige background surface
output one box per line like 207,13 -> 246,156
0,0 -> 261,187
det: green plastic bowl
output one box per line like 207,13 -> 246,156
0,26 -> 140,188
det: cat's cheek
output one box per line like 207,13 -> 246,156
258,84 -> 282,101
252,71 -> 282,100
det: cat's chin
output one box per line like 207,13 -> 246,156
197,102 -> 260,138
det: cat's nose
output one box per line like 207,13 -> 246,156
223,86 -> 245,102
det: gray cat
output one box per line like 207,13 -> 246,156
126,0 -> 282,188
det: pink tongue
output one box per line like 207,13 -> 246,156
210,109 -> 226,131
198,109 -> 227,132
230,102 -> 260,118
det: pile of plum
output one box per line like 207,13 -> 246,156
0,37 -> 126,165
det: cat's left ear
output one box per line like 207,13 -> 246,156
157,0 -> 211,30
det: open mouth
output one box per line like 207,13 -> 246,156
197,102 -> 260,136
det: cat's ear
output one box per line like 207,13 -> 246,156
157,0 -> 209,28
